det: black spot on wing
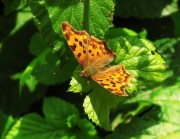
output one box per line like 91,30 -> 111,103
70,43 -> 77,51
83,50 -> 86,53
77,53 -> 81,58
79,41 -> 83,47
75,38 -> 78,42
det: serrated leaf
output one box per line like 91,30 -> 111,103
105,80 -> 180,138
29,0 -> 84,50
154,38 -> 176,65
109,36 -> 165,89
68,66 -> 91,93
43,97 -> 79,125
29,0 -> 114,52
70,36 -> 165,95
83,83 -> 126,131
154,38 -> 180,76
5,97 -> 98,139
89,0 -> 114,38
69,35 -> 165,130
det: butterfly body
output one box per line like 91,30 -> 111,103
62,21 -> 131,96
81,66 -> 98,78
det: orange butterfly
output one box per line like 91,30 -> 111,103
62,21 -> 131,96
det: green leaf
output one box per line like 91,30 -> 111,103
20,48 -> 65,92
0,112 -> 14,139
172,12 -> 180,37
83,88 -> 126,131
154,38 -> 180,76
29,33 -> 49,56
0,7 -> 34,75
69,36 -> 164,129
68,66 -> 92,93
0,7 -> 33,37
115,0 -> 179,18
154,38 -> 176,68
69,36 -> 165,93
89,0 -> 114,38
29,0 -> 84,51
105,79 -> 180,138
5,97 -> 98,139
2,0 -> 27,15
29,0 -> 114,52
42,97 -> 79,124
105,116 -> 180,139
105,28 -> 139,39
20,31 -> 77,92
105,27 -> 147,41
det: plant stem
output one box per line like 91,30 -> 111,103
83,0 -> 90,32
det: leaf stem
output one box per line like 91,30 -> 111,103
83,0 -> 90,32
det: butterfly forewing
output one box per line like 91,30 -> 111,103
62,22 -> 89,68
87,36 -> 115,69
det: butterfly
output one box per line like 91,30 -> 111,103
62,21 -> 131,96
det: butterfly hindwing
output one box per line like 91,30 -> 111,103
92,65 -> 131,96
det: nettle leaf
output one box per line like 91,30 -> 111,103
68,66 -> 92,93
83,89 -> 126,131
105,80 -> 180,138
115,0 -> 179,18
110,36 -> 165,85
29,0 -> 114,52
20,48 -> 75,91
20,33 -> 76,92
69,36 -> 165,93
154,38 -> 177,64
89,0 -> 114,38
31,0 -> 165,131
69,35 -> 164,129
19,48 -> 54,92
5,97 -> 98,139
154,38 -> 180,76
29,0 -> 84,51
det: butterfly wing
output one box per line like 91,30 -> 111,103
86,36 -> 116,69
62,21 -> 89,68
62,22 -> 115,70
92,65 -> 131,96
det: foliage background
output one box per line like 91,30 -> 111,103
0,0 -> 180,138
